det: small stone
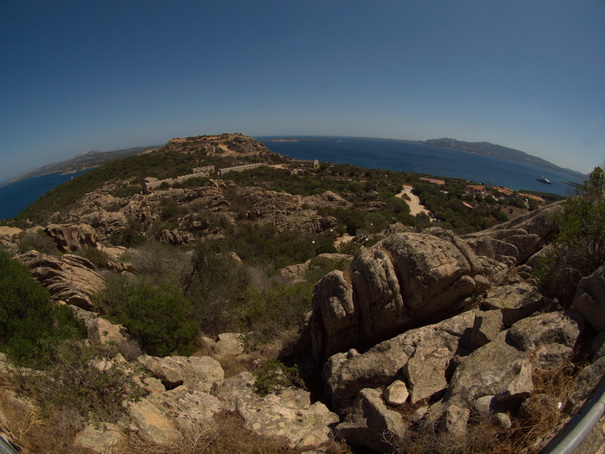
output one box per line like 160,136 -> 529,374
383,380 -> 409,406
494,412 -> 512,429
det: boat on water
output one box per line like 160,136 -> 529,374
536,176 -> 551,184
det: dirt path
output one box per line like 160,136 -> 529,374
396,185 -> 432,218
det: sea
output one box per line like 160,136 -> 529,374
0,137 -> 585,221
260,137 -> 584,197
0,170 -> 89,221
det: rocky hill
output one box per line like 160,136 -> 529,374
417,138 -> 585,180
0,135 -> 603,453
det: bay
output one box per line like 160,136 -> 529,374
259,137 -> 584,197
0,170 -> 88,221
0,137 -> 585,221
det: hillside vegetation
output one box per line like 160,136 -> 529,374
3,134 -> 597,454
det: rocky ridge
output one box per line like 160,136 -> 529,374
2,202 -> 605,453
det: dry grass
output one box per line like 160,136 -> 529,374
0,384 -> 89,454
116,411 -> 337,454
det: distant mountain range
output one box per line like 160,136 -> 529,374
7,136 -> 585,185
5,146 -> 159,184
414,138 -> 585,179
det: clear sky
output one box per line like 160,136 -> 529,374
1,0 -> 604,182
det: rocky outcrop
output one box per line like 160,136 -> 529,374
138,355 -> 224,391
45,223 -> 98,252
0,226 -> 22,254
335,388 -> 406,452
323,310 -> 478,410
572,265 -> 605,332
159,228 -> 194,245
310,232 -> 485,362
462,203 -> 560,264
16,251 -> 104,309
211,372 -> 339,449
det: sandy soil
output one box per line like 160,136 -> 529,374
396,185 -> 432,217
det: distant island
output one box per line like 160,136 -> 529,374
413,138 -> 585,180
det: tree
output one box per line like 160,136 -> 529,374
536,167 -> 605,303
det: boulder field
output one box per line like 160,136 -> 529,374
3,203 -> 605,453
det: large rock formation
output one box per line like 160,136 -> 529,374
16,251 -> 104,309
45,223 -> 98,252
310,231 -> 486,362
461,202 -> 560,264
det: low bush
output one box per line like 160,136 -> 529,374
253,359 -> 303,397
98,276 -> 199,357
14,342 -> 143,424
536,167 -> 605,303
18,229 -> 59,254
0,251 -> 85,367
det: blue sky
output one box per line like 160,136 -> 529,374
1,0 -> 604,182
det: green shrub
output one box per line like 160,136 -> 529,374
239,282 -> 314,337
253,359 -> 303,396
18,229 -> 59,254
75,247 -> 111,269
15,341 -> 143,423
0,251 -> 85,367
536,167 -> 605,303
186,243 -> 250,334
109,226 -> 146,248
99,278 -> 199,357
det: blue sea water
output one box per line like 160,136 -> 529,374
0,170 -> 88,220
0,138 -> 585,221
260,137 -> 584,197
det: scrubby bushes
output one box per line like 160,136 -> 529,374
536,167 -> 605,303
98,276 -> 199,357
0,251 -> 84,367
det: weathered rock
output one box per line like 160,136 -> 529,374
311,270 -> 357,363
469,310 -> 504,349
45,223 -> 98,251
71,306 -> 134,357
311,232 -> 482,362
481,282 -> 547,327
350,247 -> 407,343
572,265 -> 605,332
506,311 -> 583,370
403,345 -> 451,404
442,331 -> 531,413
440,405 -> 470,437
211,372 -> 338,449
438,311 -> 581,434
127,398 -> 180,445
148,388 -> 223,433
323,310 -> 477,410
210,371 -> 256,411
16,251 -> 104,309
335,388 -> 406,453
383,380 -> 409,406
462,203 -> 560,264
379,233 -> 478,313
138,355 -> 224,391
73,423 -> 123,453
160,228 -> 194,245
0,226 -> 22,254
569,356 -> 605,410
213,332 -> 246,356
